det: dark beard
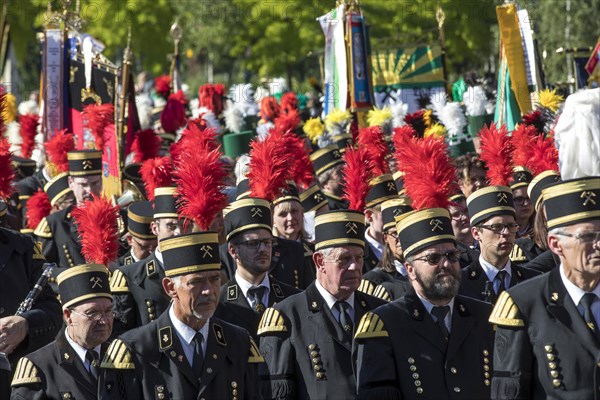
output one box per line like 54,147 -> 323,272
414,267 -> 461,302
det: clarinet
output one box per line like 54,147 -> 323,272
15,263 -> 56,316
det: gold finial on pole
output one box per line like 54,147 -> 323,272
436,1 -> 449,94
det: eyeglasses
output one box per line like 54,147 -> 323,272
555,231 -> 600,244
70,309 -> 115,322
450,209 -> 469,221
237,238 -> 276,249
324,254 -> 365,268
478,223 -> 520,234
413,250 -> 462,265
513,196 -> 531,206
385,231 -> 398,239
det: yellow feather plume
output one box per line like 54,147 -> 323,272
424,123 -> 446,139
423,109 -> 434,128
367,107 -> 392,127
325,109 -> 351,133
2,93 -> 17,124
538,89 -> 564,113
303,117 -> 326,144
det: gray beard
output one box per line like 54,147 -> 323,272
414,268 -> 461,303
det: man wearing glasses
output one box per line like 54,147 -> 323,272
355,206 -> 495,399
259,210 -> 385,399
117,201 -> 157,266
460,186 -> 540,304
11,264 -> 113,399
215,198 -> 299,342
490,177 -> 600,399
110,187 -> 190,335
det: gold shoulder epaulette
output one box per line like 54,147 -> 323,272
100,339 -> 135,369
32,240 -> 45,261
109,269 -> 130,293
489,291 -> 525,327
358,279 -> 375,296
257,308 -> 288,335
373,285 -> 392,302
355,312 -> 389,340
248,337 -> 265,363
11,357 -> 42,386
509,244 -> 527,262
33,217 -> 52,239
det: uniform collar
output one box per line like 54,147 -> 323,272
314,278 -> 355,312
154,248 -> 164,268
168,305 -> 210,347
479,255 -> 512,282
559,263 -> 600,306
65,328 -> 101,365
365,230 -> 384,259
414,290 -> 454,318
234,272 -> 270,299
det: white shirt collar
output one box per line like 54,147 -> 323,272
364,230 -> 384,260
559,263 -> 600,305
168,305 -> 210,347
414,291 -> 455,317
131,250 -> 141,263
315,279 -> 355,311
154,248 -> 164,268
65,329 -> 101,365
235,273 -> 270,299
479,255 -> 512,282
394,260 -> 407,276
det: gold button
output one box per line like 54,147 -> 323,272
454,387 -> 461,393
416,387 -> 424,394
549,362 -> 557,370
231,381 -> 238,388
597,362 -> 600,368
312,358 -> 319,364
412,373 -> 419,379
414,380 -> 421,387
309,344 -> 316,350
408,357 -> 415,364
149,313 -> 155,320
213,354 -> 217,359
233,397 -> 237,400
157,394 -> 164,400
485,379 -> 490,386
63,394 -> 71,399
146,300 -> 152,306
310,351 -> 318,357
546,354 -> 555,361
484,365 -> 490,371
232,389 -> 238,396
553,379 -> 561,387
316,372 -> 324,379
410,365 -> 417,372
170,351 -> 176,357
157,386 -> 164,393
314,365 -> 321,371
483,350 -> 489,356
484,372 -> 490,378
544,345 -> 553,352
484,358 -> 489,364
147,307 -> 153,313
550,370 -> 559,378
450,367 -> 457,374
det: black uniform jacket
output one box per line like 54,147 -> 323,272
100,311 -> 262,400
214,275 -> 300,341
509,237 -> 545,266
459,259 -> 541,304
524,250 -> 559,273
355,289 -> 495,400
11,329 -> 108,400
0,227 -> 62,400
323,193 -> 348,210
457,241 -> 479,269
359,267 -> 402,296
117,250 -> 135,267
373,276 -> 411,302
109,252 -> 170,337
490,268 -> 600,400
220,237 -> 315,289
258,282 -> 385,400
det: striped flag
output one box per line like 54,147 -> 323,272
318,5 -> 348,115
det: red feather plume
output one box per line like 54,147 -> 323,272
160,93 -> 187,133
357,126 -> 388,176
274,110 -> 301,133
83,103 -> 114,150
395,136 -> 457,210
392,125 -> 418,173
199,84 -> 226,116
71,194 -> 120,266
44,129 -> 75,173
26,190 -> 52,229
280,131 -> 314,189
0,137 -> 15,199
247,131 -> 288,201
0,87 -> 6,136
130,129 -> 161,163
478,123 -> 514,186
170,122 -> 219,164
521,110 -> 545,135
510,124 -> 537,168
260,97 -> 280,123
280,92 -> 299,114
341,146 -> 372,212
140,156 -> 173,201
526,135 -> 559,174
155,75 -> 171,98
404,110 -> 427,137
174,146 -> 228,231
19,114 -> 39,159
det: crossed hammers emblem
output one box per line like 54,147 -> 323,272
90,277 -> 103,289
387,182 -> 396,192
314,193 -> 324,202
346,222 -> 358,235
82,160 -> 93,170
251,207 -> 263,218
393,209 -> 402,217
333,150 -> 341,159
516,172 -> 527,182
200,245 -> 213,259
581,191 -> 597,206
497,193 -> 508,204
430,219 -> 444,232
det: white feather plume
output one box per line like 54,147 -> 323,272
135,94 -> 154,129
5,121 -> 21,154
390,100 -> 408,128
196,107 -> 222,133
256,122 -> 273,141
437,102 -> 467,138
224,101 -> 245,134
463,86 -> 488,117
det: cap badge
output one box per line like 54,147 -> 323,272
90,276 -> 103,288
551,292 -> 559,302
497,193 -> 508,204
333,150 -> 341,159
516,172 -> 527,181
430,219 -> 443,232
346,222 -> 358,235
393,209 -> 402,217
387,182 -> 396,192
314,193 -> 324,202
200,245 -> 213,259
581,191 -> 596,206
82,160 -> 93,170
251,207 -> 263,218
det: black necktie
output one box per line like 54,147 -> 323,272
192,332 -> 204,380
496,270 -> 508,295
580,293 -> 599,336
85,350 -> 99,381
334,301 -> 354,334
248,286 -> 268,314
431,306 -> 451,343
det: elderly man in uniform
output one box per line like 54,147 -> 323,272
10,264 -> 113,399
258,210 -> 385,399
490,177 -> 600,399
355,206 -> 495,399
100,231 -> 262,399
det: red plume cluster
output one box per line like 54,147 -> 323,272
521,110 -> 545,135
274,110 -> 301,133
44,129 -> 75,173
404,110 -> 427,137
349,117 -> 359,143
0,87 -> 6,136
260,97 -> 280,123
199,84 -> 226,116
357,126 -> 388,176
392,125 -> 418,173
342,146 -> 372,212
170,122 -> 219,164
478,123 -> 514,186
19,114 -> 39,159
0,137 -> 15,199
72,194 -> 120,266
161,92 -> 187,133
247,131 -> 289,201
83,103 -> 114,150
395,136 -> 457,210
155,75 -> 171,99
26,190 -> 52,229
131,129 -> 161,163
526,135 -> 559,174
140,157 -> 173,201
282,132 -> 313,189
280,92 -> 299,114
510,124 -> 537,168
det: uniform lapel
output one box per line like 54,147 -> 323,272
198,320 -> 228,396
305,283 -> 352,350
156,312 -> 199,387
221,280 -> 260,330
56,330 -> 98,396
404,292 -> 448,354
446,298 -> 476,360
465,261 -> 491,301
